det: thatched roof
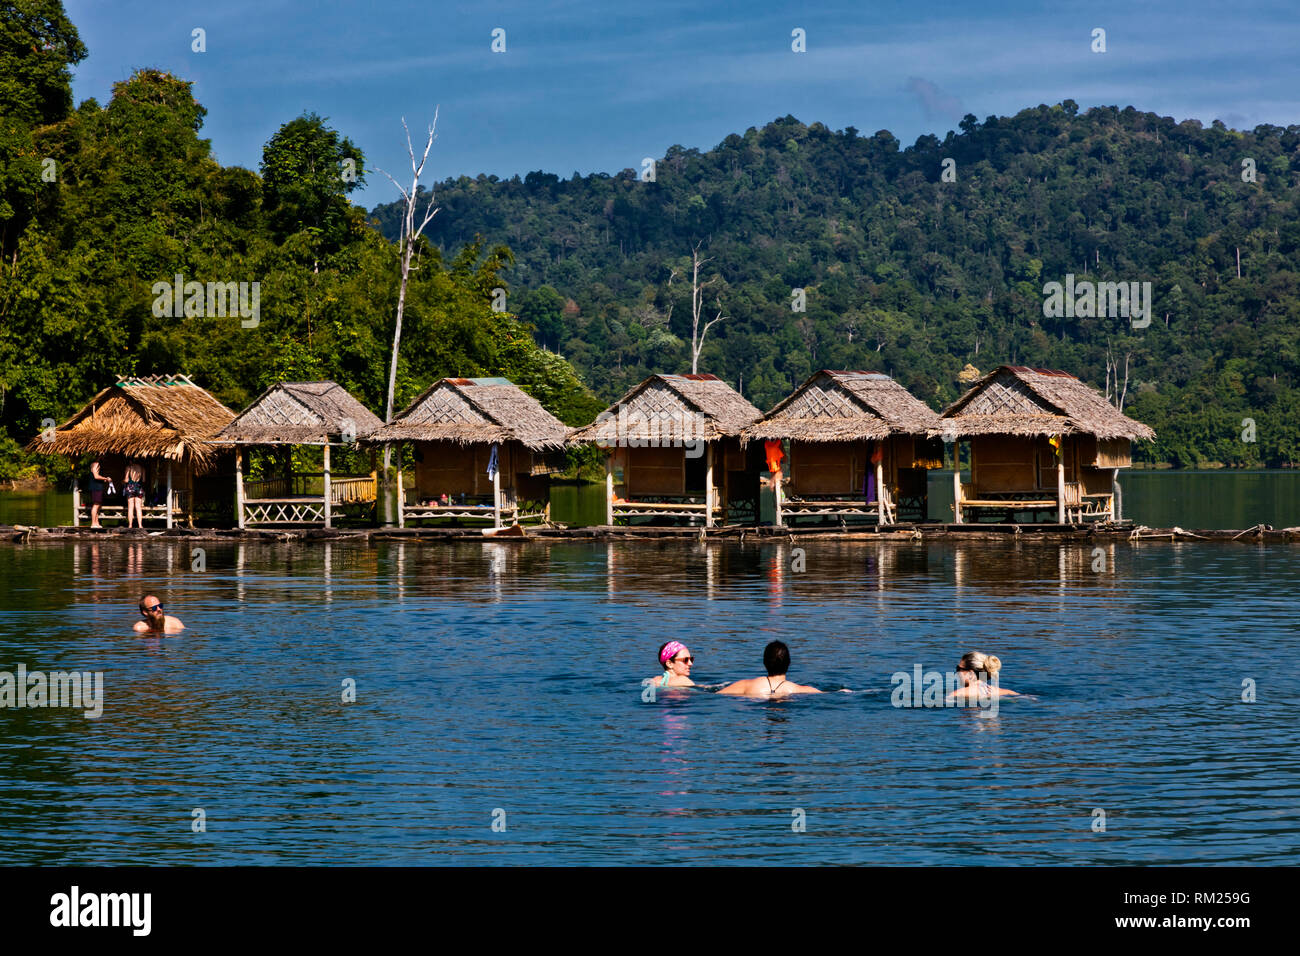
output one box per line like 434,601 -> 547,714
568,373 -> 761,445
24,374 -> 236,468
742,370 -> 942,444
216,381 -> 383,445
936,366 -> 1156,440
369,377 -> 569,450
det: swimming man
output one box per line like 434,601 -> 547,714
133,595 -> 185,634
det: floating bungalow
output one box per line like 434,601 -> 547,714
568,373 -> 763,527
368,377 -> 569,528
937,365 -> 1156,523
215,382 -> 383,527
24,374 -> 236,527
742,370 -> 945,526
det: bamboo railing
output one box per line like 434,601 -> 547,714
244,473 -> 377,504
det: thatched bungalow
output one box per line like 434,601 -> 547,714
742,370 -> 945,526
369,377 -> 568,528
24,374 -> 236,527
568,373 -> 763,528
937,365 -> 1156,524
215,382 -> 383,527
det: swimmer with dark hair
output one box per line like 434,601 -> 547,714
718,640 -> 822,697
651,641 -> 696,688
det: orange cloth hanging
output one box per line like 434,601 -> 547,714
764,440 -> 784,474
870,444 -> 883,465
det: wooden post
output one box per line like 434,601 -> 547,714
1056,444 -> 1066,524
235,450 -> 245,529
705,442 -> 715,529
876,456 -> 886,526
605,453 -> 614,526
370,469 -> 378,525
503,444 -> 513,525
952,444 -> 963,524
492,445 -> 502,529
72,478 -> 81,527
395,447 -> 405,528
774,461 -> 784,528
323,443 -> 332,529
369,444 -> 385,529
165,461 -> 174,529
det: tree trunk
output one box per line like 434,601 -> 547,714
376,112 -> 440,525
382,237 -> 414,524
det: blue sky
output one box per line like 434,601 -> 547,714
66,1 -> 1300,206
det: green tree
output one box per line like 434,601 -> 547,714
0,0 -> 86,126
260,112 -> 365,251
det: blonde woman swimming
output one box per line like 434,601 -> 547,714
946,651 -> 1018,702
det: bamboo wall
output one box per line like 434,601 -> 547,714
970,435 -> 1128,496
414,440 -> 521,498
788,436 -> 915,496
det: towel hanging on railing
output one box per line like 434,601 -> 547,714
764,440 -> 783,475
486,443 -> 499,480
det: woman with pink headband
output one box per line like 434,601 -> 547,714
652,640 -> 696,688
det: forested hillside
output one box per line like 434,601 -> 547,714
5,0 -> 1299,478
0,1 -> 601,481
373,106 -> 1300,467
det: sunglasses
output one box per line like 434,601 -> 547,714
141,604 -> 163,614
673,656 -> 694,664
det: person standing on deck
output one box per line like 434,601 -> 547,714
88,458 -> 109,528
718,640 -> 822,697
123,461 -> 145,528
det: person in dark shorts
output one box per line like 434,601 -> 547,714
124,461 -> 145,528
88,458 -> 108,528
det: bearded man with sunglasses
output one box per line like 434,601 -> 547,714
133,595 -> 185,634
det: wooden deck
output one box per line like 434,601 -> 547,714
73,489 -> 190,528
241,473 -> 377,526
14,521 -> 1299,544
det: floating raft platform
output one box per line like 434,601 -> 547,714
6,522 -> 1299,544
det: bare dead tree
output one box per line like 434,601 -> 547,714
1104,340 -> 1131,412
668,243 -> 727,374
374,109 -> 440,524
1118,351 -> 1130,411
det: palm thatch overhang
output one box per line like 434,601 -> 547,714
741,370 -> 943,444
369,378 -> 569,450
215,382 -> 383,446
567,373 -> 761,445
934,366 -> 1156,441
24,374 -> 236,470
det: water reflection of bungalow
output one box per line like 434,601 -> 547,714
369,377 -> 568,529
937,366 -> 1155,524
216,382 -> 383,528
25,374 -> 236,527
742,370 -> 944,526
568,373 -> 763,528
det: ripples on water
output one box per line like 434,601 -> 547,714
0,538 -> 1296,865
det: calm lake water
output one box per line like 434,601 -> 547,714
0,534 -> 1296,865
5,470 -> 1300,529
